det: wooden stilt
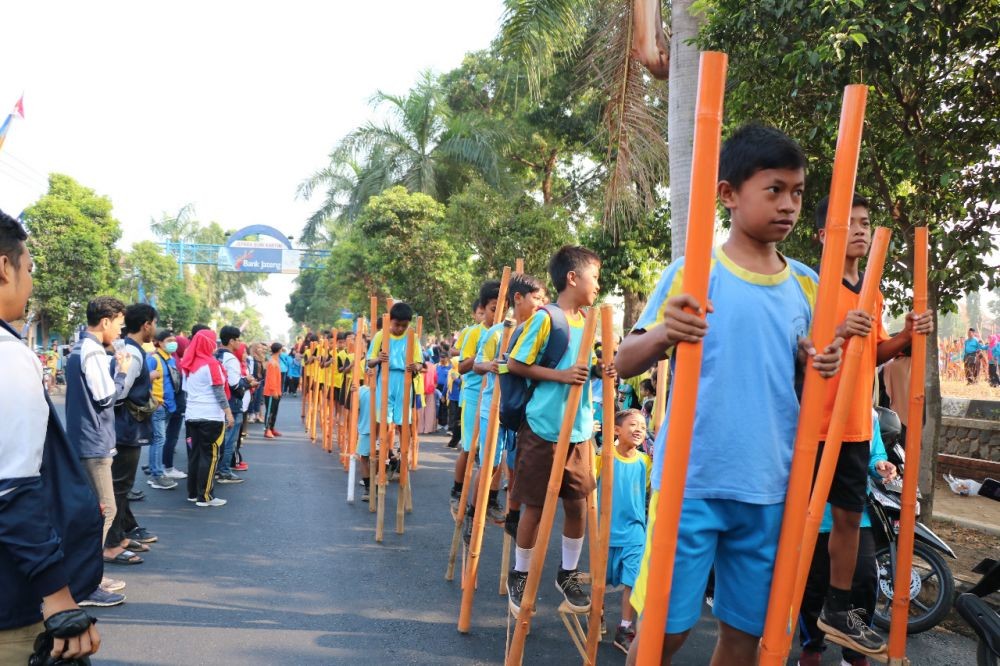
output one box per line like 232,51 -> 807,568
397,328 -> 416,534
347,318 -> 366,503
636,51 -> 727,666
759,83 -> 869,665
506,308 -> 598,665
886,227 -> 929,666
445,392 -> 485,581
585,304 -> 618,664
375,312 -> 391,543
368,365 -> 378,514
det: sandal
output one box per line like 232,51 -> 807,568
103,550 -> 143,565
126,539 -> 150,552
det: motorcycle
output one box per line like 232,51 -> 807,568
955,477 -> 1000,666
868,407 -> 957,634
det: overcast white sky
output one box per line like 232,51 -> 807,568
1,0 -> 506,338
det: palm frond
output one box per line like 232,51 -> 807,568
583,0 -> 668,236
499,0 -> 593,99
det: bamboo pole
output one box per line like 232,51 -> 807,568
446,391 -> 485,581
507,308 -> 598,665
309,344 -> 322,442
375,312 -> 391,542
397,328 -> 416,534
369,363 -> 378,513
515,258 -> 524,274
458,320 -> 514,632
634,51 -> 727,666
585,304 -> 618,662
758,83 -> 869,665
499,258 -> 524,595
788,229 -> 892,629
887,228 -> 928,666
347,318 -> 366,504
413,316 -> 424,471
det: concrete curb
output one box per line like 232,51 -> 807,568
934,511 -> 1000,537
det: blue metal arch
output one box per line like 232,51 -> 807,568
225,224 -> 293,250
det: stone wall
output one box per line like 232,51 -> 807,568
940,417 -> 1000,462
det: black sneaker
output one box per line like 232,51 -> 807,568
487,502 -> 505,524
555,568 -> 591,613
127,527 -> 158,544
504,510 -> 520,539
449,489 -> 461,519
463,510 -> 474,546
361,488 -> 370,502
817,606 -> 885,655
507,569 -> 528,615
126,489 -> 145,502
613,624 -> 635,654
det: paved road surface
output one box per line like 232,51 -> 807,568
50,393 -> 977,665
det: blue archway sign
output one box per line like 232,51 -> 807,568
217,224 -> 301,273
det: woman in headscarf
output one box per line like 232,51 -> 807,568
179,329 -> 233,507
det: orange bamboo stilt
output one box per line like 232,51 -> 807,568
759,83 -> 869,665
397,328 -> 416,534
788,229 -> 892,633
634,51 -> 727,666
368,365 -> 378,514
446,391 -> 485,582
506,308 -> 598,664
515,258 -> 524,274
886,228 -> 928,666
375,312 -> 391,542
651,359 -> 668,434
412,316 -> 424,471
585,304 -> 618,662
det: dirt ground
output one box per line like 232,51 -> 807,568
925,517 -> 1000,638
940,377 -> 1000,400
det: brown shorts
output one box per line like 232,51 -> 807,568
510,423 -> 596,507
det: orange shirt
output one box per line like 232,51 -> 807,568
819,280 -> 891,441
264,356 -> 283,397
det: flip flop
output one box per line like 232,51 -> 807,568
103,550 -> 143,565
126,539 -> 150,552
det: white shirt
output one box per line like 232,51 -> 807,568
183,365 -> 224,421
0,326 -> 49,496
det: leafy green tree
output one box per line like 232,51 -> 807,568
701,0 -> 1000,516
22,174 -> 122,338
120,241 -> 178,303
444,179 -> 574,282
966,290 -> 982,332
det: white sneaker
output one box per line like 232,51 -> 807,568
164,467 -> 187,479
196,497 -> 227,507
149,476 -> 178,489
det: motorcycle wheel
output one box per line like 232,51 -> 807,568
873,541 -> 955,634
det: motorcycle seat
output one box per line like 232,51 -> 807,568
955,593 -> 1000,657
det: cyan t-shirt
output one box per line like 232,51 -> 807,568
367,330 -> 420,413
635,247 -> 818,504
596,449 -> 651,546
509,307 -> 594,443
460,323 -> 488,398
477,322 -> 506,419
357,385 -> 371,436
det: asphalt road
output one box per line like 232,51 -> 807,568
49,393 -> 979,665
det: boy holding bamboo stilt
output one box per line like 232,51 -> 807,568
506,246 -> 616,616
811,194 -> 933,656
463,273 -> 547,544
615,125 -> 844,665
450,284 -> 498,515
367,303 -> 423,477
596,408 -> 652,654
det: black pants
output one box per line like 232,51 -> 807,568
447,400 -> 461,446
186,420 -> 224,502
106,445 -> 142,547
437,386 -> 448,426
264,396 -> 281,430
799,528 -> 877,659
990,362 -> 1000,387
235,410 -> 249,465
286,377 -> 300,395
163,408 -> 185,470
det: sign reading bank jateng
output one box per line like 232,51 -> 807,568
219,240 -> 301,274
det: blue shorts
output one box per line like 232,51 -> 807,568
477,416 -> 515,467
461,395 -> 480,452
607,544 -> 643,588
356,432 -> 371,457
632,494 -> 784,637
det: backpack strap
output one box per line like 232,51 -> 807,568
536,304 -> 571,369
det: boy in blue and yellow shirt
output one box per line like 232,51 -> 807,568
450,284 -> 498,515
367,302 -> 423,472
597,408 -> 652,654
506,245 -> 617,617
616,125 -> 843,664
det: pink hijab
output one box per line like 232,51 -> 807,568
179,329 -> 226,390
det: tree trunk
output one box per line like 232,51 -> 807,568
667,0 -> 701,261
622,286 -> 647,331
541,149 -> 557,204
919,288 -> 943,519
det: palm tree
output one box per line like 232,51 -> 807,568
298,72 -> 507,242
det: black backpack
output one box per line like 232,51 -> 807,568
498,304 -> 571,431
